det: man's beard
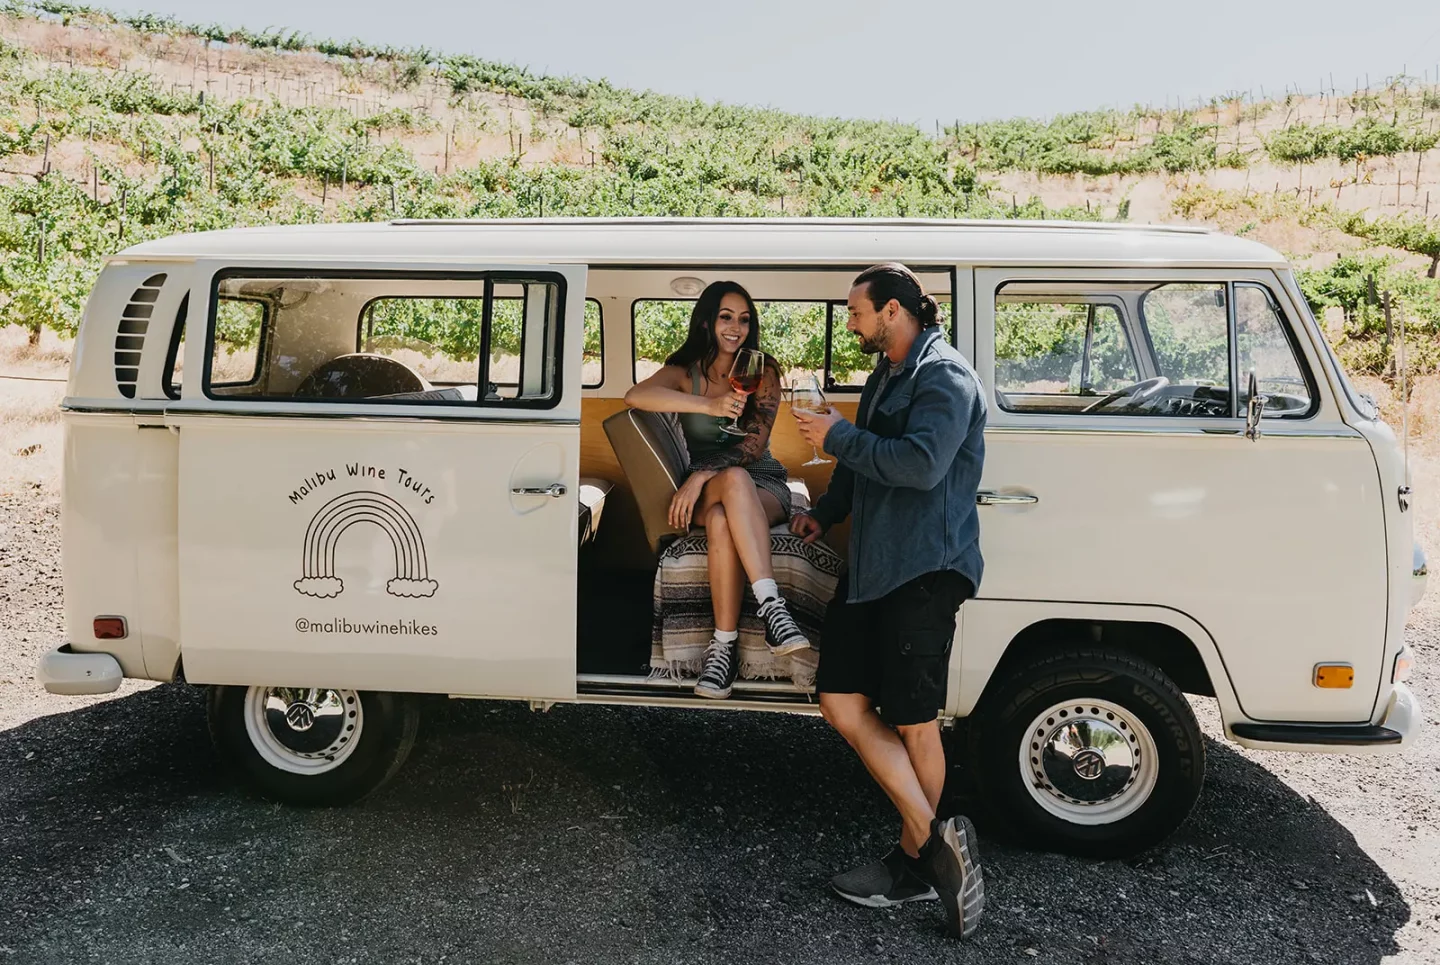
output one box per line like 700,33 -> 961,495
857,318 -> 890,355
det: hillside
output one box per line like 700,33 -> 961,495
0,1 -> 1435,392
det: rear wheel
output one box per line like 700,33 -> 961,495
973,648 -> 1205,858
207,685 -> 419,805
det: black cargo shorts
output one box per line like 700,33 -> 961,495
816,568 -> 974,726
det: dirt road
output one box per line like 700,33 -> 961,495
2,481 -> 1437,964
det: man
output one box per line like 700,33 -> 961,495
791,263 -> 987,939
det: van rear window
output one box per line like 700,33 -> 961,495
201,271 -> 566,409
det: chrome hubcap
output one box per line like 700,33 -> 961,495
1019,698 -> 1159,826
243,687 -> 363,775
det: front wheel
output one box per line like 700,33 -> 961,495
207,685 -> 420,806
974,649 -> 1205,858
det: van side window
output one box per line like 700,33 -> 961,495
996,281 -> 1232,417
631,296 -> 947,390
995,298 -> 1139,407
211,297 -> 268,386
164,293 -> 189,399
583,299 -> 603,388
1139,284 -> 1231,390
1235,283 -> 1314,417
203,272 -> 564,408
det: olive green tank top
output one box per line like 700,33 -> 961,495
678,364 -> 740,460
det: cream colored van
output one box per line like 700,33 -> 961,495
38,218 -> 1426,857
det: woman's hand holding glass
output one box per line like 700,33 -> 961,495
705,389 -> 748,421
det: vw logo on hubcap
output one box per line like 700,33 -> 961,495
1071,747 -> 1107,781
284,702 -> 316,732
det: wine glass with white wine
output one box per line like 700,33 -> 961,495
790,373 -> 833,466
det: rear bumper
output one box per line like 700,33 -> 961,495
36,644 -> 123,696
1228,683 -> 1421,753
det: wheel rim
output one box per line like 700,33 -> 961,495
1018,698 -> 1159,826
243,686 -> 363,775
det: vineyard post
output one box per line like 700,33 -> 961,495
1382,290 -> 1394,378
322,175 -> 328,206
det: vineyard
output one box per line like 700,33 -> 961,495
0,0 -> 1437,383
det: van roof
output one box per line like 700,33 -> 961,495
110,217 -> 1289,268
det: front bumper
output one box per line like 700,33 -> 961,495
36,644 -> 123,696
1228,683 -> 1422,754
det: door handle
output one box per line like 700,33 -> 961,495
511,483 -> 567,498
976,491 -> 1038,506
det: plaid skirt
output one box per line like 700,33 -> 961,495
722,456 -> 794,517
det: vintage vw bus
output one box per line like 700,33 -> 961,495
38,218 -> 1426,857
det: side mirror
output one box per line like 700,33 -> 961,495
1244,370 -> 1267,441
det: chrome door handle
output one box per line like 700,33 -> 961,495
976,491 -> 1038,506
511,483 -> 567,498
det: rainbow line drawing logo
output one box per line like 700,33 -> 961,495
293,490 -> 439,599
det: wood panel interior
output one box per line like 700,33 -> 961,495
580,398 -> 857,569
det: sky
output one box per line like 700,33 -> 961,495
106,0 -> 1440,127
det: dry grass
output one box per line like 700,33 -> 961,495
0,326 -> 69,494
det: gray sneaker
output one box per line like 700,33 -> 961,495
913,815 -> 985,939
830,846 -> 938,908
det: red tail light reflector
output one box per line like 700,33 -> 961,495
93,617 -> 128,640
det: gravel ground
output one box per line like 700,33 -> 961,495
2,485 -> 1438,965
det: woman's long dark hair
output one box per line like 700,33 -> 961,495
664,280 -> 765,382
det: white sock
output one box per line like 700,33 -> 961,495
714,628 -> 739,644
752,578 -> 780,604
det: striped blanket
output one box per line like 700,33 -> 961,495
651,527 -> 844,688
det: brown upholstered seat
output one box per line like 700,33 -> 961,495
602,408 -> 688,555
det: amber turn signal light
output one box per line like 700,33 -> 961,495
1313,664 -> 1354,689
93,616 -> 127,640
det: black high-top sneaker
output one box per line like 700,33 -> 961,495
694,638 -> 738,699
830,846 -> 938,908
757,596 -> 810,656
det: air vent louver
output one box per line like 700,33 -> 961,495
114,273 -> 166,398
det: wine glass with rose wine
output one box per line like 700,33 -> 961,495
720,347 -> 764,436
790,373 -> 833,465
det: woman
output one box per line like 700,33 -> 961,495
624,281 -> 810,699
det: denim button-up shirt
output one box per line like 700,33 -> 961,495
809,326 -> 987,604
